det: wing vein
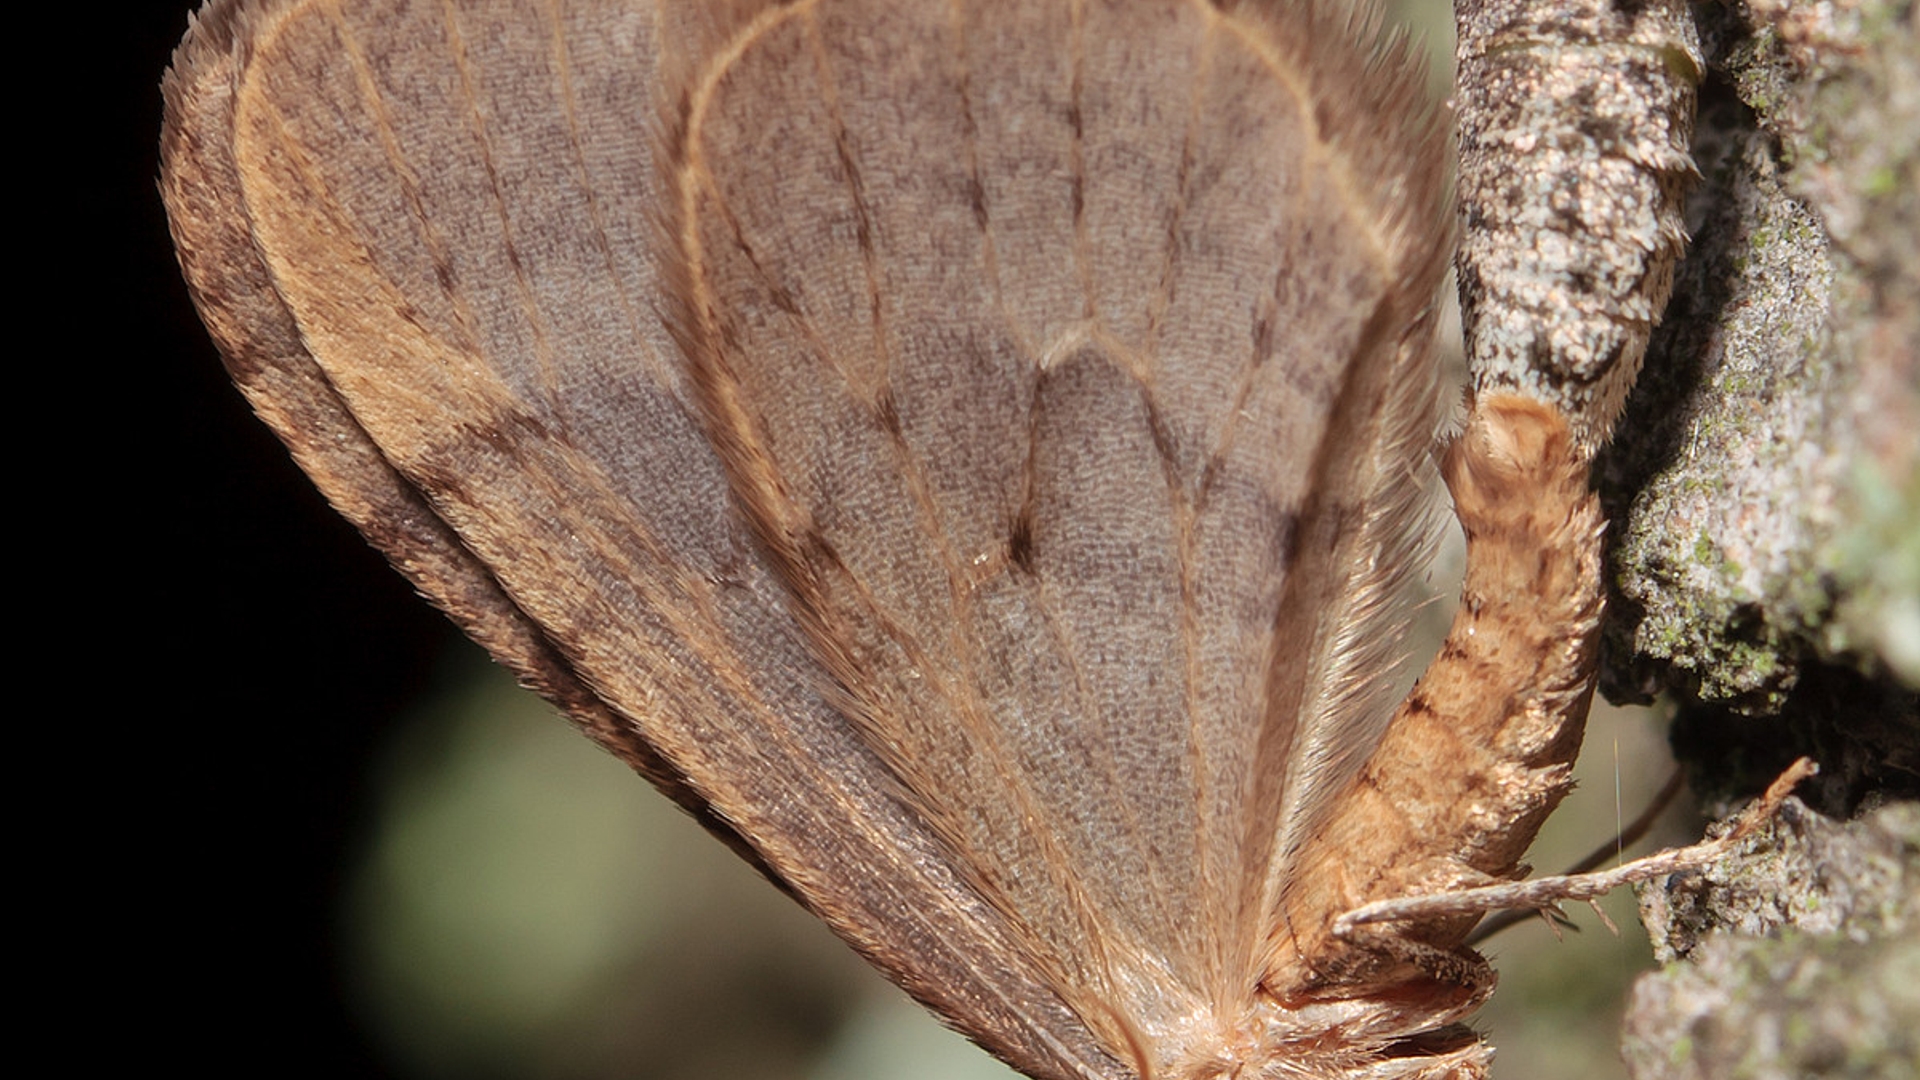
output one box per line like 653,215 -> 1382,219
435,0 -> 569,429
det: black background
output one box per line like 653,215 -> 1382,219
103,6 -> 450,1072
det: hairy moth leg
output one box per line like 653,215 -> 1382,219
1336,758 -> 1817,937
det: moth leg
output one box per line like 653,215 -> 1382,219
1334,757 -> 1817,938
1271,882 -> 1498,1020
1307,759 -> 1809,1009
1468,768 -> 1686,944
1325,921 -> 1497,1005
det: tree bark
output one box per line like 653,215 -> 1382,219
1579,2 -> 1919,1076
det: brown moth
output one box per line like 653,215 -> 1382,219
161,0 -> 1638,1076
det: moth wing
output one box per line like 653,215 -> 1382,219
674,0 -> 1452,1047
163,0 -> 1451,1073
160,0 -> 766,858
163,1 -> 1125,1077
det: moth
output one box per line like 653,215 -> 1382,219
162,0 -> 1667,1076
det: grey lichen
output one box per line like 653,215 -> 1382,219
1588,3 -> 1919,1076
1602,124 -> 1839,709
1452,0 -> 1699,451
1599,0 -> 1920,715
1622,801 -> 1920,1080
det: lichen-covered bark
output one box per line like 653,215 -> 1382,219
1452,0 -> 1699,452
1581,3 -> 1920,1077
1623,801 -> 1919,1080
1598,0 -> 1919,722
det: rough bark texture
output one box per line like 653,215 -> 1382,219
1453,0 -> 1699,453
1590,2 -> 1920,1077
1624,801 -> 1918,1080
1599,0 -> 1918,729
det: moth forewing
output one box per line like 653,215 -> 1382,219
159,1 -> 1655,1078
